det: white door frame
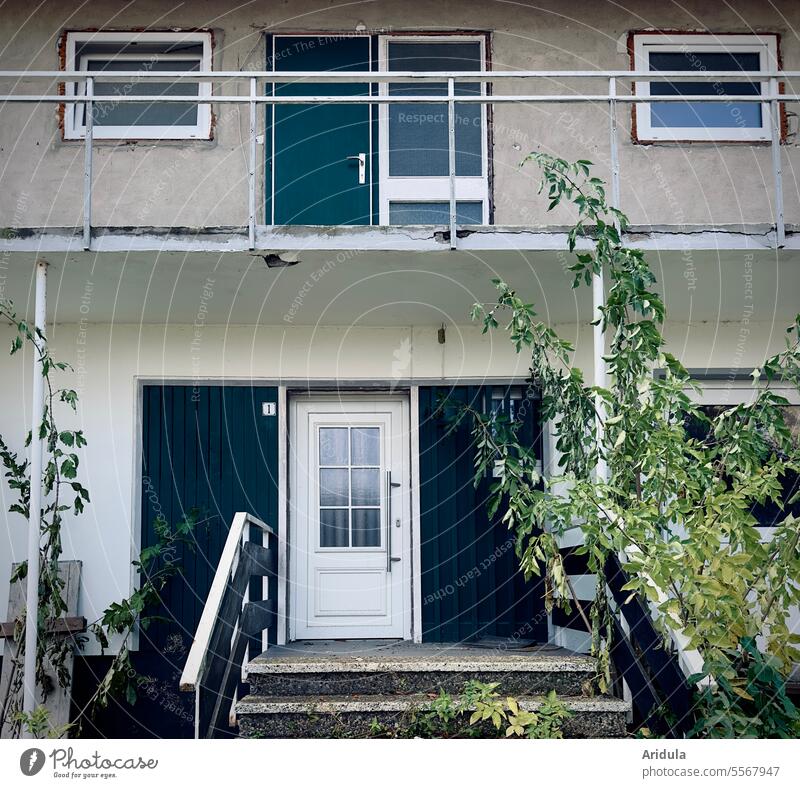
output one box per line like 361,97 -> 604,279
288,392 -> 413,640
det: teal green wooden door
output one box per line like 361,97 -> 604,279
269,36 -> 374,225
418,386 -> 548,643
140,385 -> 279,651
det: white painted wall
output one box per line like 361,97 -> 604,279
0,318 -> 793,654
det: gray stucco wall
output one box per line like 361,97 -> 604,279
1,0 -> 799,229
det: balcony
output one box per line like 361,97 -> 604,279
1,65 -> 799,255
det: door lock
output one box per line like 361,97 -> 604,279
347,153 -> 366,184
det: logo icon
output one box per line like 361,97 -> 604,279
19,748 -> 45,777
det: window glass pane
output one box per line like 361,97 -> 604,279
351,468 -> 380,506
351,427 -> 380,465
319,468 -> 349,506
388,42 -> 482,176
319,427 -> 348,465
648,51 -> 762,128
389,201 -> 483,225
352,509 -> 381,547
86,58 -> 200,127
320,508 -> 349,547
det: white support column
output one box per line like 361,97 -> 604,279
22,259 -> 48,728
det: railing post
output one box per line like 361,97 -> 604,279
248,76 -> 257,251
447,77 -> 457,250
83,76 -> 93,251
608,77 -> 621,213
769,76 -> 785,249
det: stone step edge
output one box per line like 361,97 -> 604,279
235,694 -> 628,717
245,655 -> 596,677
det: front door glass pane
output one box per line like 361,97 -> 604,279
318,425 -> 382,548
319,427 -> 349,465
352,509 -> 381,547
320,508 -> 349,547
351,427 -> 380,465
319,468 -> 349,506
351,468 -> 380,506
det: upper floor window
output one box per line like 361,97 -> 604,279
378,36 -> 488,224
63,31 -> 212,140
632,33 -> 779,142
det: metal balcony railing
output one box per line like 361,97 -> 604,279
1,68 -> 798,250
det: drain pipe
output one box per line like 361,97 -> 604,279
22,259 -> 48,730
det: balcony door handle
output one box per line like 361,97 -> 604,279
347,153 -> 366,184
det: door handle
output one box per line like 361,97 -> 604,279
386,470 -> 392,572
347,153 -> 366,184
386,471 -> 402,572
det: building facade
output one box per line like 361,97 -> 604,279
1,0 -> 799,735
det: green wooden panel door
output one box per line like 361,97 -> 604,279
268,35 -> 374,225
418,386 -> 548,643
140,385 -> 279,652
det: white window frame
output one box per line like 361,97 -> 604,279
690,377 -> 800,408
378,34 -> 489,224
633,33 -> 778,143
63,31 -> 212,141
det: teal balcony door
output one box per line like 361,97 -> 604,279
268,35 -> 374,225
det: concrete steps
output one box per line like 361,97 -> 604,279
235,641 -> 629,739
236,693 -> 629,739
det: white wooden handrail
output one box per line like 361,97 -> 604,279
179,512 -> 274,693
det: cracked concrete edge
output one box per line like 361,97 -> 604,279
2,222 -> 793,253
245,656 -> 598,676
235,695 -> 630,716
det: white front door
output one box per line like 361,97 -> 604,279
290,396 -> 411,639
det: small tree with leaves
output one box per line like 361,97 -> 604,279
457,154 -> 800,737
1,299 -> 198,737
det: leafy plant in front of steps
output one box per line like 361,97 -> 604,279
1,298 -> 199,737
367,680 -> 571,739
688,637 -> 800,738
453,154 -> 800,737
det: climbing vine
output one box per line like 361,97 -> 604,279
0,299 -> 197,737
456,154 -> 800,735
